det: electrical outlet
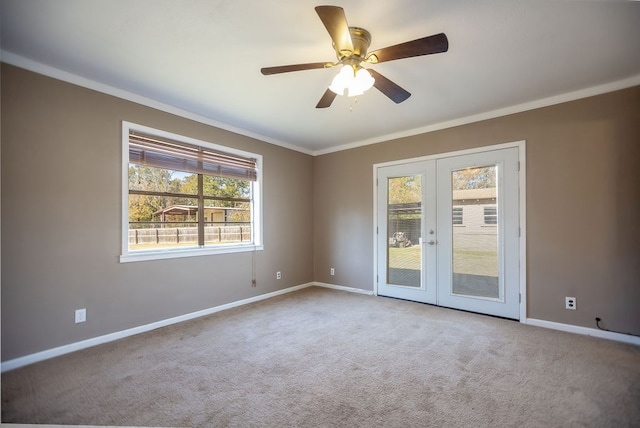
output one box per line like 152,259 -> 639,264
565,297 -> 576,310
330,267 -> 335,276
276,271 -> 282,280
75,308 -> 86,323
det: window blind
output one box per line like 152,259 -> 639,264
129,132 -> 257,181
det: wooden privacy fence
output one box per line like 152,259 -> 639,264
129,225 -> 251,245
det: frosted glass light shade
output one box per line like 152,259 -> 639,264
329,66 -> 375,97
353,68 -> 374,94
329,65 -> 354,96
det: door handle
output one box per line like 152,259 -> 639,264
427,240 -> 436,245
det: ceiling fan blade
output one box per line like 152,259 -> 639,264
316,88 -> 338,108
261,62 -> 329,75
367,69 -> 411,104
366,33 -> 449,64
315,6 -> 354,55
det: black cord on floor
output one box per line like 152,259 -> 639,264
595,317 -> 638,337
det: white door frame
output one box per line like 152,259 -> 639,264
376,160 -> 437,304
372,141 -> 527,322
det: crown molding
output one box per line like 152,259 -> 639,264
3,50 -> 638,158
0,51 -> 314,156
312,74 -> 640,156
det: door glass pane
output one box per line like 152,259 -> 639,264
387,175 -> 422,287
451,166 -> 499,298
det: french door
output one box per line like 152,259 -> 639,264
376,146 -> 521,319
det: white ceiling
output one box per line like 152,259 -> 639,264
2,0 -> 640,155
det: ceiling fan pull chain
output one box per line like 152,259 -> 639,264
350,96 -> 359,112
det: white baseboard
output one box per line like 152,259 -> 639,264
6,286 -> 634,373
1,282 -> 315,373
312,286 -> 639,346
526,318 -> 640,346
313,282 -> 375,296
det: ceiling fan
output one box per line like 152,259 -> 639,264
260,5 -> 449,108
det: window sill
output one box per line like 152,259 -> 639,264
119,244 -> 264,263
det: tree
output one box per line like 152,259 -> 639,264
388,176 -> 421,205
128,164 -> 252,224
128,165 -> 183,223
129,164 -> 251,222
179,175 -> 250,204
226,203 -> 251,222
452,166 -> 496,190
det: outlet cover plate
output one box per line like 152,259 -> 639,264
565,297 -> 576,310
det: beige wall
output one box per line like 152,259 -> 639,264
314,86 -> 640,334
2,62 -> 639,362
1,64 -> 314,361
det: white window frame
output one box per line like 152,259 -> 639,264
120,121 -> 263,263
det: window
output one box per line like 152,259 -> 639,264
452,206 -> 463,225
121,122 -> 262,262
484,206 -> 497,225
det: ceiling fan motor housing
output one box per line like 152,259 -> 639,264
335,27 -> 372,61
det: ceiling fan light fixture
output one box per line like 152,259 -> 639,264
329,65 -> 375,97
328,65 -> 353,95
261,6 -> 448,108
354,67 -> 375,93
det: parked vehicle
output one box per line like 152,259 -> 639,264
389,231 -> 412,248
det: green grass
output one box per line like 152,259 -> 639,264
388,246 -> 421,269
129,243 -> 199,251
129,241 -> 245,251
388,246 -> 498,277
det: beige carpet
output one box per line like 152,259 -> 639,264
2,286 -> 639,427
